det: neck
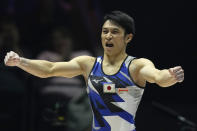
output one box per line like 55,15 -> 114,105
103,52 -> 127,65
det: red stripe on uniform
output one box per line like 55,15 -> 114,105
118,89 -> 128,92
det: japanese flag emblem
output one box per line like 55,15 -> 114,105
103,83 -> 116,93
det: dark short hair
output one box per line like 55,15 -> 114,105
103,11 -> 135,35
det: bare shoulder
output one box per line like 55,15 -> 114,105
73,55 -> 96,80
131,58 -> 154,68
129,58 -> 154,87
74,55 -> 96,67
74,55 -> 95,63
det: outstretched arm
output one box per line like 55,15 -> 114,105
4,51 -> 90,78
137,58 -> 184,87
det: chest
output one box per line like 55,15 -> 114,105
102,64 -> 121,75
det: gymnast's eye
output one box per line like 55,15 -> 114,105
112,30 -> 119,34
102,30 -> 108,34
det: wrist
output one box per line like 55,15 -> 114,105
17,57 -> 27,67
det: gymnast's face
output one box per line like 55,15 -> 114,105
101,20 -> 132,56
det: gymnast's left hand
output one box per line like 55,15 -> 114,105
168,66 -> 184,83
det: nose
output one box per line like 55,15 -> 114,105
106,32 -> 113,40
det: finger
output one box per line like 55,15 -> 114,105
6,53 -> 9,60
13,52 -> 17,57
12,52 -> 19,59
177,77 -> 184,82
13,57 -> 18,61
10,51 -> 15,58
5,55 -> 8,63
176,74 -> 184,82
10,51 -> 13,56
13,54 -> 17,59
169,68 -> 175,76
13,59 -> 20,62
10,52 -> 15,59
11,51 -> 17,56
5,52 -> 11,62
5,60 -> 9,66
8,52 -> 12,59
6,62 -> 12,66
175,70 -> 184,76
7,53 -> 12,61
173,66 -> 182,73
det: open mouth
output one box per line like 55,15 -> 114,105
106,43 -> 114,47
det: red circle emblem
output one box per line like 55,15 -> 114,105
107,86 -> 111,90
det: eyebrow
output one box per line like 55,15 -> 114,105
102,27 -> 119,30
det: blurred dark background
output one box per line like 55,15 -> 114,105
0,0 -> 196,131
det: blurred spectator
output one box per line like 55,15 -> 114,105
34,26 -> 92,131
0,20 -> 26,131
37,26 -> 73,61
0,20 -> 23,60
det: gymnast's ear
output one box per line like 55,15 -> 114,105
125,33 -> 133,44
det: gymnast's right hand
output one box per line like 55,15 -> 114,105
4,51 -> 21,66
